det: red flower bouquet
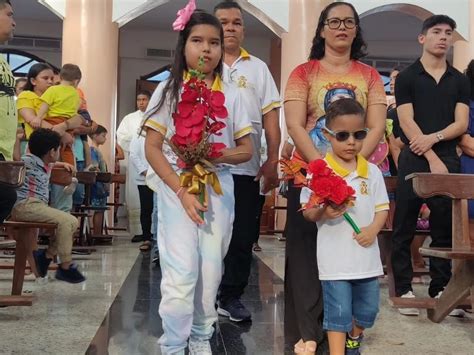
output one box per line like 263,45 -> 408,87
166,64 -> 229,216
303,159 -> 361,233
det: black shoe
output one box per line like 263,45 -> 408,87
217,298 -> 252,322
131,235 -> 144,243
33,249 -> 52,278
55,264 -> 86,283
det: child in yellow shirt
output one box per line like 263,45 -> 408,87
31,64 -> 83,166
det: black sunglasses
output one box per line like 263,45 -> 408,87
324,127 -> 369,142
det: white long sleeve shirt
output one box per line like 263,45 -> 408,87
129,134 -> 149,185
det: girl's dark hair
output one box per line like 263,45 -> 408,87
466,60 -> 474,100
309,2 -> 367,61
23,63 -> 54,92
325,98 -> 365,128
28,128 -> 61,158
147,10 -> 224,118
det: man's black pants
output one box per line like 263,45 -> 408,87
219,175 -> 260,302
391,147 -> 458,297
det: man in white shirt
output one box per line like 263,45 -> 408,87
116,90 -> 151,242
215,1 -> 281,322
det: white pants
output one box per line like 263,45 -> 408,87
157,170 -> 234,355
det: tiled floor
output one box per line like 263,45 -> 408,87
1,233 -> 474,354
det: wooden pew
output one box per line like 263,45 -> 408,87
1,221 -> 56,295
0,239 -> 33,306
390,173 -> 474,322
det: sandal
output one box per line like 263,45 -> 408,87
139,241 -> 152,252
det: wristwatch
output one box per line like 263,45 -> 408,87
436,132 -> 444,142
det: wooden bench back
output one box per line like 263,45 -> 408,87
50,168 -> 73,186
0,161 -> 25,188
76,171 -> 97,184
408,173 -> 474,251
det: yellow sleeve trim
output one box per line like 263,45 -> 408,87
144,120 -> 167,135
262,101 -> 281,115
375,203 -> 390,211
234,126 -> 253,140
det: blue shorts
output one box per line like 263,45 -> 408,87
321,277 -> 379,332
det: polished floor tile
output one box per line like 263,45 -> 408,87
87,252 -> 289,355
0,235 -> 140,355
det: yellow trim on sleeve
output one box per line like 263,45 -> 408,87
234,126 -> 253,140
262,101 -> 281,115
145,120 -> 167,135
375,203 -> 390,211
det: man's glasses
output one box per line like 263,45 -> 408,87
324,127 -> 369,142
325,17 -> 357,30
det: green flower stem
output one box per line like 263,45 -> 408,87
199,188 -> 205,220
343,212 -> 361,234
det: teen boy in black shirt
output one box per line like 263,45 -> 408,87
391,14 -> 470,316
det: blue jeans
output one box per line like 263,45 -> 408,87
73,161 -> 86,206
322,277 -> 379,332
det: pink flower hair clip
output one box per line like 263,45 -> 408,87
172,0 -> 197,31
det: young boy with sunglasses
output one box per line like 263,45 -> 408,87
301,98 -> 389,355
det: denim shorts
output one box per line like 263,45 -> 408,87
321,277 -> 380,332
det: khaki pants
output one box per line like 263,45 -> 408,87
12,198 -> 78,263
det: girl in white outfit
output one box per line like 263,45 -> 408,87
144,9 -> 253,355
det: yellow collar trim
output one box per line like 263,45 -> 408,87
325,153 -> 369,179
240,48 -> 251,60
183,72 -> 223,92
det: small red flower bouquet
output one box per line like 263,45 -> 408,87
166,65 -> 228,216
303,159 -> 361,233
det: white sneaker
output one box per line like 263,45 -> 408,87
398,291 -> 420,316
188,338 -> 212,355
435,291 -> 466,317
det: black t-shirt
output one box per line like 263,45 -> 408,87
395,59 -> 470,155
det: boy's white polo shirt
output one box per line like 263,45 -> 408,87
300,154 -> 389,280
223,48 -> 281,176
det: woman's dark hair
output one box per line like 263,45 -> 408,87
325,98 -> 366,128
28,128 -> 61,158
23,63 -> 54,92
465,60 -> 474,100
147,10 -> 224,118
309,2 -> 367,60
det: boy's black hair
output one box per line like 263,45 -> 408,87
24,63 -> 54,92
421,15 -> 456,34
214,1 -> 243,13
146,10 -> 224,119
309,2 -> 367,60
325,98 -> 365,128
137,90 -> 151,99
28,128 -> 61,158
89,124 -> 107,138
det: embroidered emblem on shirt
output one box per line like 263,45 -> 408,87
360,181 -> 368,195
237,75 -> 248,88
